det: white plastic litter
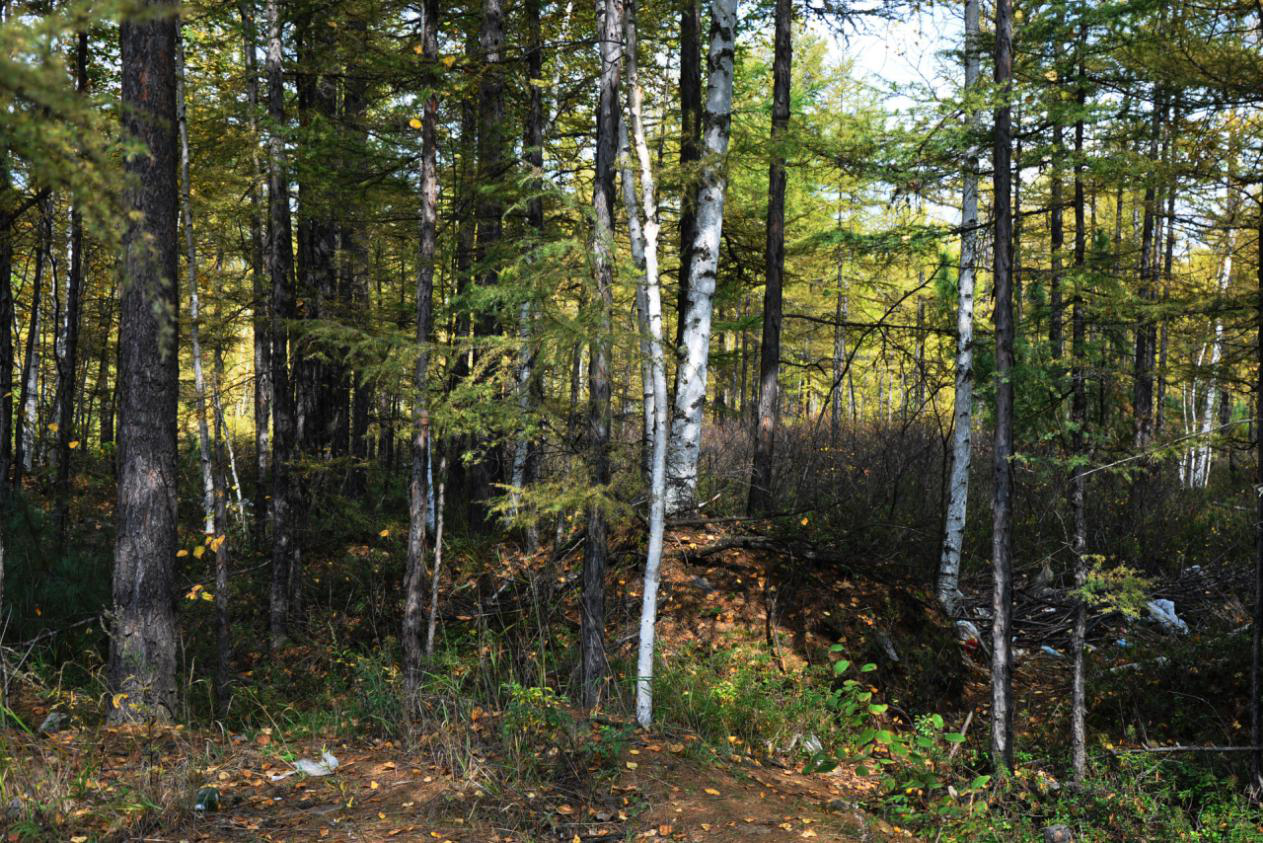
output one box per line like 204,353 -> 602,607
954,619 -> 981,644
1146,599 -> 1188,635
1040,645 -> 1064,659
268,750 -> 340,781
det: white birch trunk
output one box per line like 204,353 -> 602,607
665,0 -> 737,514
937,0 -> 982,613
619,114 -> 654,477
1191,245 -> 1233,487
21,317 -> 38,474
623,0 -> 670,726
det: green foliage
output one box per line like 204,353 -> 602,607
804,649 -> 991,823
648,643 -> 840,757
1076,558 -> 1151,618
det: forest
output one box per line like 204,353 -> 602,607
1,0 -> 1263,839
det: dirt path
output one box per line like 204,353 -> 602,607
178,733 -> 892,842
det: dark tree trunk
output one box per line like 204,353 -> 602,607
1070,38 -> 1088,783
1132,90 -> 1162,452
342,12 -> 370,494
53,30 -> 88,545
674,0 -> 703,358
96,279 -> 116,448
747,0 -> 791,515
1049,120 -> 1064,360
1252,203 -> 1263,792
467,0 -> 506,529
294,13 -> 339,458
266,0 -> 297,651
110,0 -> 180,721
240,0 -> 271,544
581,0 -> 623,711
0,157 -> 11,491
516,0 -> 546,550
989,0 -> 1015,772
403,0 -> 438,706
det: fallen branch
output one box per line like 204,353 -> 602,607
1109,745 -> 1263,754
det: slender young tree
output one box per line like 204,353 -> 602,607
239,0 -> 271,543
403,0 -> 438,702
467,0 -> 506,527
110,0 -> 180,721
937,0 -> 982,614
665,0 -> 738,514
176,30 -> 216,536
509,0 -> 546,546
14,200 -> 47,486
580,0 -> 623,710
1069,32 -> 1089,782
266,0 -> 297,650
1252,194 -> 1263,794
990,0 -> 1016,771
747,0 -> 791,515
53,30 -> 88,544
624,0 -> 669,728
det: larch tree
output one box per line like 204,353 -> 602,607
403,0 -> 439,703
1069,19 -> 1089,783
52,29 -> 87,546
747,0 -> 791,516
990,0 -> 1016,771
581,0 -> 623,710
266,0 -> 297,651
110,0 -> 180,721
239,0 -> 271,544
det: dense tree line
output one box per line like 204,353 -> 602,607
1,0 -> 1262,789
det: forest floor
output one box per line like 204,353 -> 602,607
4,519 -> 1252,841
3,523 -> 922,842
3,719 -> 896,842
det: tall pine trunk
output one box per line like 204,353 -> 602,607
110,0 -> 180,721
266,0 -> 297,650
747,0 -> 791,515
580,0 -> 622,710
53,31 -> 88,544
239,0 -> 271,544
403,0 -> 438,704
990,0 -> 1016,772
1070,36 -> 1089,782
1251,195 -> 1263,793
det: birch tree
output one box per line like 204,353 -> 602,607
622,0 -> 669,728
665,0 -> 738,515
937,0 -> 982,615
